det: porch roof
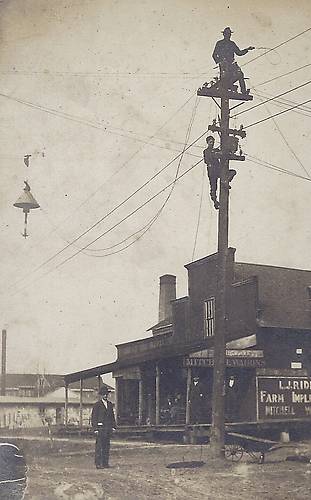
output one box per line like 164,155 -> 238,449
64,334 -> 258,384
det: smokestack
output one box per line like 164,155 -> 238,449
158,275 -> 176,322
1,329 -> 7,396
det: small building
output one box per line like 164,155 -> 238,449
0,375 -> 113,430
65,249 -> 311,437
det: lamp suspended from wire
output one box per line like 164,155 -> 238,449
13,181 -> 40,238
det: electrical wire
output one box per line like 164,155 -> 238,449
40,92 -> 197,239
232,80 -> 311,118
244,98 -> 311,129
7,129 -> 207,293
0,91 -> 196,152
9,157 -> 204,297
241,27 -> 311,67
252,91 -> 311,118
255,63 -> 311,88
252,91 -> 310,178
84,96 -> 200,255
246,154 -> 311,183
191,168 -> 205,261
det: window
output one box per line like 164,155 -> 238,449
204,297 -> 215,337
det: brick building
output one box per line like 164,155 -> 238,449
65,249 -> 311,433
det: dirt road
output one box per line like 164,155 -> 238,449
20,438 -> 311,499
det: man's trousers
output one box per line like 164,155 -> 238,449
95,430 -> 111,467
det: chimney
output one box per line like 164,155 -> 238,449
1,329 -> 7,396
158,275 -> 176,322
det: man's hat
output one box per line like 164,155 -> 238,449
206,135 -> 215,143
222,27 -> 233,34
98,386 -> 111,396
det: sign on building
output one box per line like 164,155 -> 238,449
257,376 -> 311,420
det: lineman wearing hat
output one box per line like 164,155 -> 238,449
212,27 -> 255,94
91,386 -> 116,469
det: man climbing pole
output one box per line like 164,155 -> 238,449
203,136 -> 236,210
212,27 -> 255,94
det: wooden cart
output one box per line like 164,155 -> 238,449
225,432 -> 294,464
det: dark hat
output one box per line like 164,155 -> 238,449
206,135 -> 215,143
222,27 -> 233,34
98,386 -> 111,396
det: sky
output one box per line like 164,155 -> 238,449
0,0 -> 310,384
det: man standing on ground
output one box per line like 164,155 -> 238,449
91,386 -> 116,469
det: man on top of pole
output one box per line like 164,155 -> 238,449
212,27 -> 254,94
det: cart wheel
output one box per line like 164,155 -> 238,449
225,444 -> 244,462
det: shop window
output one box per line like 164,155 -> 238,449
204,297 -> 215,337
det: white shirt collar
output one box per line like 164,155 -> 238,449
101,398 -> 108,407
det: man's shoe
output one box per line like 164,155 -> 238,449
228,170 -> 236,183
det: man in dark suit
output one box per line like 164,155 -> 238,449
91,386 -> 116,469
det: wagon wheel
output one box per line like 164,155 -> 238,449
225,444 -> 244,462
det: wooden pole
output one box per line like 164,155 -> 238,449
210,96 -> 230,458
185,366 -> 192,424
155,364 -> 160,425
138,378 -> 144,425
65,383 -> 69,427
114,378 -> 119,425
79,378 -> 83,430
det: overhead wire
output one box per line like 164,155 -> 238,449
251,92 -> 311,119
254,63 -> 311,88
39,92 -> 198,241
231,79 -> 311,118
9,157 -> 204,297
7,128 -> 207,293
241,27 -> 311,68
252,90 -> 310,178
191,168 -> 205,262
246,154 -> 311,183
84,95 -> 200,256
6,27 -> 311,291
244,98 -> 311,129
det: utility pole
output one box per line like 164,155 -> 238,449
210,95 -> 230,455
197,43 -> 253,457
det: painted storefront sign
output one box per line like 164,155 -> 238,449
257,376 -> 311,420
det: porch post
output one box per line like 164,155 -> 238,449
186,367 -> 192,424
138,378 -> 144,425
97,375 -> 101,391
79,378 -> 83,429
155,364 -> 160,425
114,378 -> 119,425
65,383 -> 69,426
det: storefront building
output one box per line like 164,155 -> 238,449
65,249 -> 311,434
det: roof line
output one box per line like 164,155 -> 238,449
236,261 -> 311,273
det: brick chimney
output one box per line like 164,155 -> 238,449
158,274 -> 176,322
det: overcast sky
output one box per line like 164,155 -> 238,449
0,0 -> 310,383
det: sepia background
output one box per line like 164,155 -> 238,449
0,0 -> 310,382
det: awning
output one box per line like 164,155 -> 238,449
64,334 -> 258,384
